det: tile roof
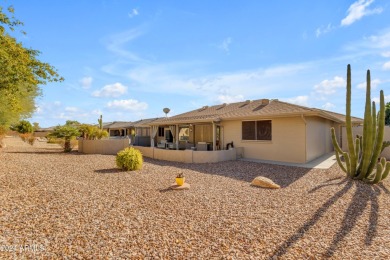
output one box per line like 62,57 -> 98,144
102,118 -> 162,129
152,99 -> 363,125
103,121 -> 133,129
132,118 -> 161,127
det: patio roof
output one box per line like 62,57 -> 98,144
103,121 -> 133,129
132,118 -> 162,127
151,99 -> 363,125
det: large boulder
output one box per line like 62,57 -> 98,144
251,176 -> 280,189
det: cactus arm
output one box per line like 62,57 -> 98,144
331,128 -> 348,173
355,137 -> 361,170
344,152 -> 352,177
367,90 -> 386,175
381,162 -> 390,180
371,102 -> 377,148
370,163 -> 384,184
334,149 -> 347,173
331,128 -> 343,154
358,70 -> 375,179
345,65 -> 357,175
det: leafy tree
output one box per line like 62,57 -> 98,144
65,120 -> 80,126
13,120 -> 33,134
32,122 -> 40,131
48,124 -> 79,152
385,102 -> 390,126
0,6 -> 63,133
78,124 -> 109,140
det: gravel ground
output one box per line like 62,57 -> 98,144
1,136 -> 389,259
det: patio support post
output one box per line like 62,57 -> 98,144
151,126 -> 158,148
176,124 -> 179,150
212,122 -> 216,151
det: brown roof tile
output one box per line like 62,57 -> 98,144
152,99 -> 363,125
103,121 -> 133,129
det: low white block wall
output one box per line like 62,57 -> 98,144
341,126 -> 390,159
133,146 -> 237,163
78,139 -> 129,155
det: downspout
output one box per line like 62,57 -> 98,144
301,114 -> 307,163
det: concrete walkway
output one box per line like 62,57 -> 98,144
239,152 -> 336,169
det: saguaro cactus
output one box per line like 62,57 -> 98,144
98,115 -> 103,130
331,64 -> 390,184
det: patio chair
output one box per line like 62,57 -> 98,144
157,140 -> 167,149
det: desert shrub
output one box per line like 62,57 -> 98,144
116,147 -> 143,171
19,133 -> 35,145
46,135 -> 58,143
27,136 -> 36,145
19,133 -> 31,142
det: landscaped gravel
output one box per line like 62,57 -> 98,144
1,136 -> 389,259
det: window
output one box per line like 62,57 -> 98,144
158,127 -> 164,137
242,120 -> 272,141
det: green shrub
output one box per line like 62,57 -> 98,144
13,120 -> 33,134
116,147 -> 143,171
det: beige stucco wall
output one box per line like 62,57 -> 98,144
78,139 -> 129,155
341,126 -> 390,159
133,146 -> 236,163
222,117 -> 306,163
306,117 -> 337,162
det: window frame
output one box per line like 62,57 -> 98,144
241,120 -> 272,141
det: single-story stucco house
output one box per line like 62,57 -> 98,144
145,99 -> 363,164
103,121 -> 132,137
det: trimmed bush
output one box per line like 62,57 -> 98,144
116,147 -> 143,171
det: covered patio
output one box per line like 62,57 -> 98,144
149,119 -> 224,152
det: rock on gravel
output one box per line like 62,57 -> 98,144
0,137 -> 389,259
251,176 -> 280,189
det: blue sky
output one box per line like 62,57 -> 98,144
6,0 -> 390,127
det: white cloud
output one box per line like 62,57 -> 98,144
128,8 -> 139,18
314,76 -> 345,95
341,0 -> 383,27
217,94 -> 244,104
284,96 -> 309,106
372,95 -> 390,103
121,62 -> 309,100
92,83 -> 127,98
80,77 -> 93,89
65,107 -> 78,112
106,99 -> 148,111
367,30 -> 390,49
315,23 -> 333,38
383,61 -> 390,70
322,102 -> 336,110
105,28 -> 146,62
381,51 -> 390,57
218,37 -> 232,53
54,101 -> 61,106
357,78 -> 381,89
